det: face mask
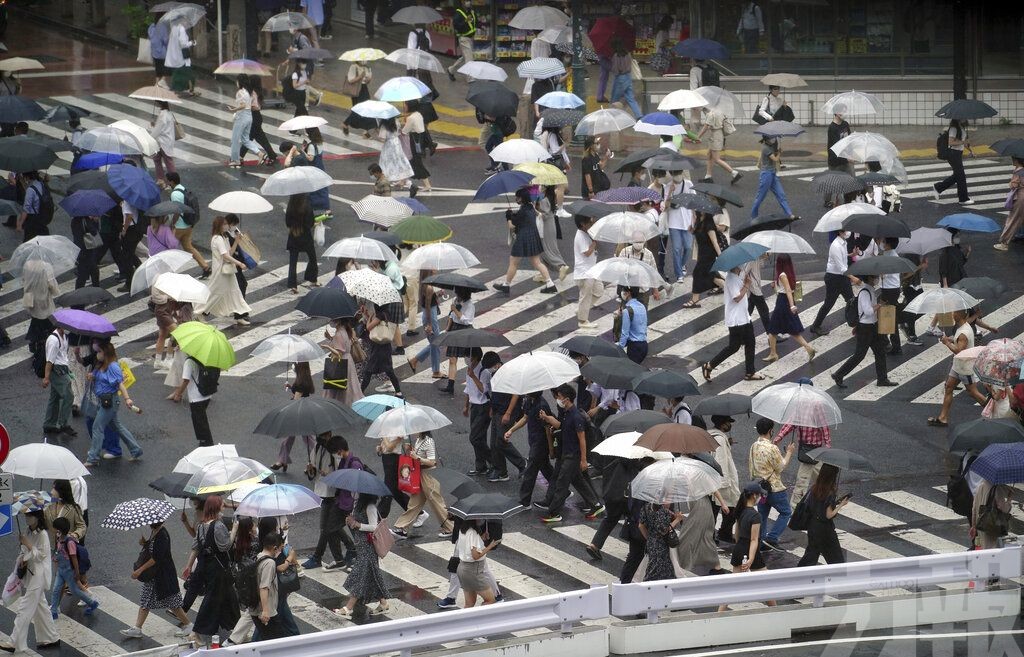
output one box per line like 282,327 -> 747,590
632,242 -> 644,252
555,398 -> 566,408
672,174 -> 684,183
659,175 -> 672,185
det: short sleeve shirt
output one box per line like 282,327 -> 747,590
92,362 -> 124,396
759,143 -> 777,171
413,435 -> 437,464
525,397 -> 551,444
723,272 -> 750,327
253,556 -> 279,617
558,406 -> 587,457
181,357 -> 213,403
45,331 -> 69,367
573,230 -> 597,280
24,182 -> 42,215
737,507 -> 761,541
749,436 -> 785,491
457,527 -> 485,562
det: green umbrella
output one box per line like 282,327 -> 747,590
391,215 -> 452,245
171,321 -> 236,369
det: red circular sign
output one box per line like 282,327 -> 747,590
0,422 -> 9,467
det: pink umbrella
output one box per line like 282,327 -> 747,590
213,59 -> 272,77
972,338 -> 1024,386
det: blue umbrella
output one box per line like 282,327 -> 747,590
352,394 -> 407,420
635,111 -> 686,136
711,242 -> 769,272
59,189 -> 117,217
71,152 -> 123,172
937,213 -> 1001,233
321,468 -> 393,497
396,197 -> 430,215
535,91 -> 585,109
106,164 -> 161,210
473,170 -> 535,201
672,38 -> 730,60
753,120 -> 805,138
969,442 -> 1024,485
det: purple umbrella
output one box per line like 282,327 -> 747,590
107,164 -> 161,210
594,187 -> 662,205
51,308 -> 118,338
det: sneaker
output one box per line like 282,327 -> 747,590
438,530 -> 453,539
301,557 -> 321,569
555,208 -> 572,219
413,511 -> 429,528
393,346 -> 405,355
120,627 -> 144,638
323,561 -> 346,571
487,473 -> 510,482
390,527 -> 408,539
730,171 -> 743,184
173,624 -> 193,637
961,198 -> 975,205
808,325 -> 829,336
541,514 -> 563,523
101,451 -> 121,460
540,285 -> 557,294
467,468 -> 487,476
494,593 -> 505,602
926,326 -> 945,337
932,185 -> 941,201
994,243 -> 1009,251
558,265 -> 570,281
761,539 -> 783,552
492,283 -> 510,294
532,501 -> 550,511
531,273 -> 545,284
584,505 -> 605,520
585,544 -> 602,560
906,335 -> 923,346
83,600 -> 100,616
375,381 -> 396,393
436,597 -> 458,610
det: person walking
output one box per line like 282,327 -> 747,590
751,135 -> 795,218
717,483 -> 772,613
119,518 -> 192,639
241,77 -> 277,165
749,418 -> 794,551
994,158 -> 1024,251
709,415 -> 740,545
454,520 -> 500,607
480,353 -> 526,482
505,390 -> 556,508
271,362 -> 317,471
406,274 -> 442,378
535,384 -> 602,523
115,198 -> 144,293
695,106 -> 741,184
341,60 -> 375,138
165,19 -> 196,97
377,117 -> 415,191
149,101 -> 176,179
831,275 -> 896,388
322,317 -> 364,406
199,216 -> 251,324
639,502 -> 683,581
608,40 -> 643,118
171,354 -> 215,447
440,288 -> 476,395
463,348 -> 492,476
574,215 -> 604,327
301,434 -> 351,570
796,464 -> 849,566
586,455 -> 639,560
446,0 -> 477,81
536,186 -> 570,281
402,100 -> 432,193
248,533 -> 288,641
773,410 -> 831,506
744,253 -> 771,335
227,76 -> 266,168
764,254 -> 815,362
927,309 -> 988,427
933,119 -> 973,205
284,59 -> 310,117
335,495 -> 390,616
284,193 -> 319,295
755,85 -> 787,123
182,496 -> 239,645
580,137 -> 611,200
148,18 -> 169,86
42,322 -> 76,437
877,237 -> 904,355
702,266 -> 764,382
736,1 -> 764,53
83,342 -> 142,467
70,214 -> 102,289
16,171 -> 52,242
167,173 -> 210,277
661,171 -> 693,282
809,230 -> 856,336
616,286 -> 649,364
493,189 -> 557,295
390,432 -> 454,538
0,511 -> 59,654
359,305 -> 402,396
972,478 -> 1013,549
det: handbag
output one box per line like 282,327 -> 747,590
134,543 -> 156,583
313,222 -> 326,247
369,320 -> 395,344
173,118 -> 186,141
370,521 -> 395,558
137,37 -> 153,64
773,104 -> 795,122
83,230 -> 102,250
752,95 -> 770,125
446,556 -> 460,574
278,564 -> 301,595
341,76 -> 362,97
237,232 -> 262,261
722,116 -> 737,136
323,356 -> 349,391
221,262 -> 236,275
664,525 -> 680,548
350,338 -> 366,364
14,562 -> 27,580
397,454 -> 421,495
237,246 -> 258,270
797,442 -> 819,465
976,488 -> 1011,535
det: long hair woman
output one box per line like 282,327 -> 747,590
120,519 -> 192,639
718,482 -> 774,610
359,305 -> 402,397
796,464 -> 848,566
439,286 -> 474,395
493,188 -> 557,296
322,316 -> 364,406
198,216 -> 251,323
342,59 -> 376,138
184,496 -> 239,646
407,271 -> 442,378
241,76 -> 277,165
285,193 -> 319,294
456,519 -> 499,607
227,74 -> 266,168
377,116 -> 414,189
402,100 -> 432,193
536,185 -> 569,280
271,361 -> 317,472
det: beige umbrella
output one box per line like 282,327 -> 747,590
760,73 -> 807,88
129,85 -> 183,104
0,57 -> 44,72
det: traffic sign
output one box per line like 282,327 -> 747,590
0,504 -> 11,538
0,422 -> 8,466
0,473 -> 11,506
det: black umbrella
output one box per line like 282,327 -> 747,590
952,277 -> 1007,300
467,81 -> 518,118
601,409 -> 667,436
296,286 -> 359,319
541,108 -> 585,128
630,369 -> 700,398
990,139 -> 1024,160
145,200 -> 192,218
449,493 -> 526,521
566,199 -> 617,219
560,335 -> 623,358
731,213 -> 796,240
149,472 -> 202,499
55,286 -> 114,308
857,172 -> 900,186
435,328 -> 511,349
0,198 -> 23,215
431,467 -> 483,498
3,134 -> 74,154
690,182 -> 743,208
841,213 -> 911,238
671,193 -> 720,214
362,231 -> 403,246
0,95 -> 46,122
0,138 -> 56,173
935,99 -> 998,121
803,447 -> 877,473
321,469 -> 392,497
611,147 -> 664,174
692,393 -> 751,416
43,103 -> 92,124
65,169 -> 116,196
254,397 -> 366,438
643,152 -> 697,172
811,171 -> 865,197
847,255 -> 916,276
581,355 -> 646,389
423,272 -> 487,292
948,418 -> 1024,453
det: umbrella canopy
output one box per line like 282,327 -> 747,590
262,11 -> 316,31
467,80 -> 519,117
711,242 -> 769,272
0,138 -> 56,172
171,321 -> 235,369
490,138 -> 550,164
401,242 -> 480,271
949,418 -> 1024,453
635,111 -> 686,136
0,57 -> 43,72
589,16 -> 635,58
366,404 -> 451,438
847,255 -> 916,276
352,194 -> 414,227
386,47 -> 443,73
830,132 -> 899,163
277,115 -> 328,132
509,5 -> 568,29
760,73 -> 807,87
149,473 -> 198,500
375,76 -> 430,102
935,99 -> 997,121
539,108 -> 584,129
457,61 -> 507,82
953,277 -> 1007,300
208,190 -> 273,215
423,272 -> 486,292
158,2 -> 205,26
490,351 -> 580,394
602,410 -> 672,437
108,163 -> 161,209
391,5 -> 443,24
392,215 -> 452,244
580,355 -> 646,389
174,444 -> 240,475
255,396 -> 365,438
813,202 -> 884,233
610,147 -> 665,174
656,89 -> 709,112
536,91 -> 585,109
594,187 -> 661,206
9,235 -> 79,278
153,272 -> 209,304
1,442 -> 89,479
145,200 -> 191,218
811,170 -> 865,198
516,57 -> 566,79
339,268 -> 402,304
43,103 -> 91,124
937,213 -> 1001,233
51,308 -> 117,338
352,394 -> 406,421
673,38 -> 729,60
742,229 -> 814,255
692,393 -> 752,416
260,166 -> 332,196
635,424 -> 718,454
585,257 -> 666,289
363,230 -> 406,246
672,193 -> 721,215
109,120 -> 159,157
821,90 -> 884,116
250,334 -> 325,363
973,339 -> 1024,386
512,162 -> 566,186
339,47 -> 388,62
0,95 -> 46,122
214,58 -> 272,76
589,211 -> 660,243
630,369 -> 700,398
644,151 -> 699,171
752,382 -> 841,428
321,469 -> 392,497
896,227 -> 952,256
904,287 -> 980,315
226,482 -> 268,504
130,249 -> 194,295
730,213 -> 796,240
235,483 -> 321,517
754,121 -> 805,138
11,491 -> 52,514
841,213 -> 911,238
101,498 -> 176,531
185,457 -> 272,495
56,286 -> 113,308
630,458 -> 722,503
129,85 -> 182,104
351,100 -> 400,120
79,126 -> 145,155
287,47 -> 333,62
858,171 -> 901,186
691,182 -> 743,208
473,170 -> 535,200
969,443 -> 1024,485
694,86 -> 744,118
566,199 -> 617,219
324,236 -> 396,263
990,138 -> 1024,159
575,108 -> 637,136
802,448 -> 876,473
560,335 -> 625,359
449,493 -> 525,521
0,198 -> 22,216
593,432 -> 672,460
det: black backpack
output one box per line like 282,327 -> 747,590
700,63 -> 721,88
497,115 -> 517,137
415,29 -> 430,52
189,357 -> 220,396
936,131 -> 950,161
234,555 -> 272,610
947,450 -> 980,517
789,492 -> 811,531
180,186 -> 202,227
29,181 -> 54,226
844,289 -> 867,327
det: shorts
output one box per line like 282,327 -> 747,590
730,539 -> 766,570
154,57 -> 166,77
948,367 -> 975,385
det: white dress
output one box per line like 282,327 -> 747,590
378,127 -> 414,183
198,235 -> 251,317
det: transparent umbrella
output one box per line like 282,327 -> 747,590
752,381 -> 842,428
9,236 -> 79,278
896,227 -> 952,256
153,272 -> 209,304
366,404 -> 452,438
174,444 -> 239,474
400,242 -> 480,271
813,202 -> 884,233
260,166 -> 333,196
374,76 -> 431,102
385,48 -> 443,73
830,132 -> 900,163
390,5 -> 443,24
742,229 -> 815,255
695,86 -> 745,118
456,61 -> 507,82
821,90 -> 885,116
904,288 -> 979,315
509,5 -> 569,29
130,249 -> 195,295
250,334 -> 325,363
158,2 -> 205,28
235,483 -> 321,518
585,257 -> 666,289
262,11 -> 315,32
588,211 -> 660,243
184,457 -> 273,495
574,108 -> 636,136
629,458 -> 723,503
109,120 -> 159,157
77,126 -> 145,156
323,236 -> 397,262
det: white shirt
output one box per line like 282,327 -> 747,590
724,271 -> 751,327
861,239 -> 879,258
465,362 -> 488,405
407,29 -> 431,51
737,3 -> 764,32
150,109 -> 176,155
689,65 -> 702,90
617,391 -> 641,413
164,23 -> 192,68
857,285 -> 877,323
451,298 -> 475,325
881,249 -> 900,289
233,88 -> 252,114
951,323 -> 976,375
826,236 -> 848,275
70,477 -> 89,513
664,179 -> 693,230
573,230 -> 597,280
757,94 -> 783,122
181,357 -> 213,403
671,401 -> 692,425
45,330 -> 69,367
456,527 -> 486,562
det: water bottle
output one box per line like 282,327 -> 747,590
210,635 -> 221,649
128,401 -> 142,414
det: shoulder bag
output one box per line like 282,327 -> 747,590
323,355 -> 349,391
371,521 -> 395,558
278,563 -> 301,595
788,492 -> 811,531
134,537 -> 156,583
369,320 -> 395,344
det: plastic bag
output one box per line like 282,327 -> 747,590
313,222 -> 326,247
2,567 -> 23,608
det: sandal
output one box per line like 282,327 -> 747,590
744,374 -> 766,381
682,301 -> 701,308
701,362 -> 713,382
927,417 -> 948,427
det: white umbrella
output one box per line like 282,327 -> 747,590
574,108 -> 636,136
457,61 -> 507,82
585,257 -> 666,289
742,229 -> 815,255
109,120 -> 159,157
260,166 -> 333,196
813,202 -> 885,233
9,235 -> 79,278
250,334 -> 326,363
904,288 -> 981,315
830,132 -> 900,163
173,444 -> 239,475
589,211 -> 660,244
130,249 -> 195,295
400,242 -> 480,271
593,432 -> 673,460
323,236 -> 397,262
158,2 -> 205,27
235,483 -> 321,517
153,272 -> 210,304
390,5 -> 443,24
629,458 -> 722,503
695,86 -> 745,118
0,57 -> 44,72
184,457 -> 272,495
277,115 -> 328,132
509,5 -> 569,29
897,227 -> 952,256
385,48 -> 443,73
752,381 -> 842,428
821,90 -> 885,117
657,89 -> 709,111
78,126 -> 145,155
351,194 -> 413,227
366,404 -> 451,438
2,442 -> 89,479
129,85 -> 183,104
339,268 -> 401,305
351,100 -> 400,119
208,190 -> 274,215
516,58 -> 566,79
374,76 -> 430,102
490,138 -> 550,164
490,351 -> 580,394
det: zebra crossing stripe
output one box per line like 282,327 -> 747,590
890,527 -> 968,555
87,585 -> 182,646
839,501 -> 906,529
51,612 -> 127,657
299,566 -> 423,620
415,540 -> 561,598
500,532 -> 618,586
871,491 -> 961,522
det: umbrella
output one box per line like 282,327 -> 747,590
811,171 -> 866,198
953,277 -> 1007,301
858,172 -> 901,186
467,81 -> 519,117
802,448 -> 876,473
208,191 -> 273,215
516,57 -> 566,79
509,5 -> 568,29
366,404 -> 451,438
589,211 -> 660,243
130,249 -> 194,295
158,2 -> 205,27
145,200 -> 191,218
903,288 -> 979,315
363,230 -> 406,246
540,108 -> 584,129
78,126 -> 144,156
694,86 -> 744,118
949,418 -> 1024,453
324,236 -> 396,263
432,467 -> 483,498
630,370 -> 700,398
374,76 -> 430,102
338,47 -> 388,62
536,91 -> 585,109
260,166 -> 332,196
673,38 -> 729,60
752,382 -> 841,428
9,236 -> 80,278
0,57 -> 43,72
149,473 -> 197,500
11,491 -> 52,514
936,99 -> 998,121
512,162 -> 566,186
821,91 -> 884,116
172,321 -> 235,370
0,95 -> 45,122
250,334 -> 324,363
990,139 -> 1024,159
214,58 -> 272,76
351,194 -> 414,227
593,432 -> 671,460
760,73 -> 807,88
847,255 -> 916,276
109,120 -> 159,157
830,132 -> 899,163
575,108 -> 637,136
56,286 -> 114,308
128,85 -> 183,104
566,199 -> 616,219
235,484 -> 321,517
101,498 -> 176,530
630,458 -> 722,503
255,397 -> 365,438
560,335 -> 624,359
351,100 -> 400,120
1,442 -> 89,479
594,188 -> 661,206
401,242 -> 480,271
385,48 -> 443,73
51,308 -> 117,338
973,339 -> 1024,386
490,138 -> 550,165
589,16 -> 635,58
278,115 -> 328,132
107,163 -> 161,209
643,152 -> 698,171
937,213 -> 1001,233
611,147 -> 665,174
580,355 -> 646,389
753,121 -> 805,138
457,61 -> 507,82
742,230 -> 813,255
185,458 -> 272,495
174,444 -> 240,475
672,193 -> 720,215
968,443 -> 1024,485
896,227 -> 951,256
692,393 -> 752,416
263,12 -> 316,31
691,182 -> 743,208
634,424 -> 718,454
339,269 -> 401,304
351,394 -> 407,421
43,103 -> 91,124
226,482 -> 268,505
289,48 -> 333,61
635,112 -> 686,136
0,138 -> 56,172
730,213 -> 795,240
392,215 -> 452,244
585,257 -> 666,289
449,493 -> 525,521
711,242 -> 769,272
321,469 -> 392,497
0,198 -> 22,215
474,170 -> 535,201
391,5 -> 443,24
813,202 -> 884,233
422,272 -> 486,292
491,351 -> 580,394
602,410 -> 671,437
841,213 -> 911,238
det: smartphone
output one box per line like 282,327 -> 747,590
840,493 -> 853,501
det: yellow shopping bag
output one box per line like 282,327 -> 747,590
119,359 -> 136,389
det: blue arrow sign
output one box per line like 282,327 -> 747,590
0,504 -> 12,538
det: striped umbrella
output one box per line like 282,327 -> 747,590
351,194 -> 413,227
516,57 -> 566,79
594,187 -> 661,205
101,498 -> 176,531
810,171 -> 865,198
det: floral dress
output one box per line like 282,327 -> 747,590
640,504 -> 676,581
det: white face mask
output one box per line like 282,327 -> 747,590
659,175 -> 672,185
555,398 -> 566,408
631,242 -> 644,252
672,174 -> 684,183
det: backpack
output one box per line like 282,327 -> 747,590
947,449 -> 979,517
75,542 -> 92,574
234,555 -> 272,610
29,181 -> 55,226
414,29 -> 430,52
844,289 -> 868,328
936,130 -> 950,161
280,73 -> 302,105
179,186 -> 202,227
189,357 -> 220,396
700,63 -> 721,88
497,115 -> 517,137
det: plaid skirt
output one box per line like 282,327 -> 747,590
382,301 -> 405,324
445,320 -> 473,358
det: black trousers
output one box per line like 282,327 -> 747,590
363,0 -> 377,37
708,323 -> 756,376
625,340 -> 648,364
101,232 -> 131,280
235,268 -> 248,299
899,285 -> 922,338
748,293 -> 771,333
620,536 -> 645,584
797,520 -> 845,566
190,399 -> 213,446
811,272 -> 854,330
359,357 -> 401,394
468,403 -> 491,472
287,245 -> 318,288
591,498 -> 627,550
489,415 -> 526,476
313,500 -> 354,562
935,149 -> 969,202
716,504 -> 738,543
75,247 -> 101,289
252,614 -> 289,642
518,438 -> 554,506
834,322 -> 888,383
119,222 -> 145,275
543,455 -> 599,516
379,452 -> 409,517
879,287 -> 901,350
242,109 -> 276,160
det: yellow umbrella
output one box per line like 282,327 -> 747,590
339,48 -> 388,62
513,162 -> 568,186
0,57 -> 44,72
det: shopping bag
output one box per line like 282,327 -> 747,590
397,454 -> 421,495
237,232 -> 262,261
120,359 -> 136,389
877,304 -> 896,335
936,311 -> 955,327
137,38 -> 153,65
793,281 -> 803,302
2,566 -> 23,608
313,222 -> 326,247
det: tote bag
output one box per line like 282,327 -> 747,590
371,521 -> 395,558
397,454 -> 421,495
137,38 -> 153,65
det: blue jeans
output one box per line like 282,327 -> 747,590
230,109 -> 262,162
668,228 -> 693,280
415,306 -> 441,373
87,397 -> 142,463
86,414 -> 123,457
50,561 -> 95,616
610,73 -> 643,118
757,490 -> 792,543
750,170 -> 793,218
